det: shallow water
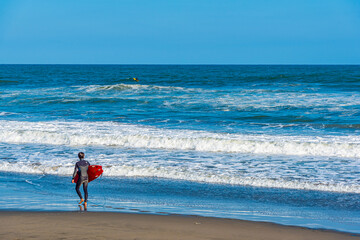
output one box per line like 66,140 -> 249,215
1,172 -> 360,233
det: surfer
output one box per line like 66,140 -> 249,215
71,152 -> 90,208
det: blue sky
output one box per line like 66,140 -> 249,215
0,0 -> 359,64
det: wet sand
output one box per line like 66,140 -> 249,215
0,211 -> 359,240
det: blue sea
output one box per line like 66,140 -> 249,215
1,65 -> 360,233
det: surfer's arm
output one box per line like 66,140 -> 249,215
72,163 -> 79,179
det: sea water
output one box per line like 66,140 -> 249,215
0,65 -> 360,233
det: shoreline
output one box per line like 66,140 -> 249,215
0,210 -> 359,240
1,172 -> 360,235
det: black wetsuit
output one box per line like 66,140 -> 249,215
72,159 -> 90,202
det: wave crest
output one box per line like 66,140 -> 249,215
81,83 -> 191,92
0,120 -> 360,158
0,162 -> 359,193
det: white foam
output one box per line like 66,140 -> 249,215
1,120 -> 360,158
0,162 -> 359,193
3,83 -> 360,113
0,161 -> 72,175
0,112 -> 15,116
80,83 -> 195,92
105,165 -> 360,193
185,91 -> 360,112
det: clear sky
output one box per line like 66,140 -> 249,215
0,0 -> 359,64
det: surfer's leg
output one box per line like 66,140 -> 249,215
83,180 -> 88,203
75,180 -> 84,203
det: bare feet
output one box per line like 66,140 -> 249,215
79,199 -> 84,204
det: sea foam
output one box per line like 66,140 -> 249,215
0,120 -> 360,158
0,161 -> 359,193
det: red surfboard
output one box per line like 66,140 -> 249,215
73,165 -> 103,183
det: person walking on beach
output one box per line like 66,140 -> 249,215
71,152 -> 90,208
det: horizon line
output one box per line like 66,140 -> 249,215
0,63 -> 359,66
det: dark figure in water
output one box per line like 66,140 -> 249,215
72,152 -> 90,208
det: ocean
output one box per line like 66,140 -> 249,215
0,64 -> 360,233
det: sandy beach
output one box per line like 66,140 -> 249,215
0,211 -> 359,240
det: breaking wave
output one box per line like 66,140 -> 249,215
0,162 -> 359,193
80,83 -> 197,93
0,120 -> 360,158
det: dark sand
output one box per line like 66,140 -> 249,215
0,211 -> 359,240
